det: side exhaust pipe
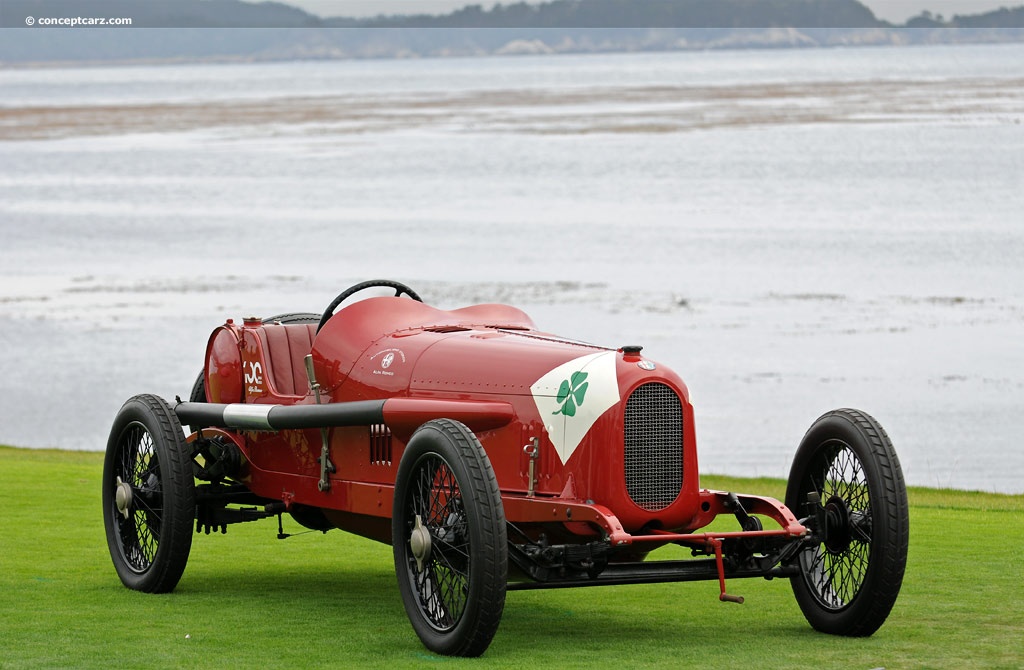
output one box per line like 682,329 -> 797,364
175,397 -> 514,435
175,400 -> 386,432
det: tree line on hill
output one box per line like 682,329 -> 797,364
1,0 -> 1022,64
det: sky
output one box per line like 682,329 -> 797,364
283,0 -> 1016,23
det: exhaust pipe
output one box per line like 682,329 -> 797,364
175,400 -> 386,432
176,397 -> 514,435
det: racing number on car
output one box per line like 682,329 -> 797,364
244,360 -> 264,394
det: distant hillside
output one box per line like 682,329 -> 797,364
354,0 -> 1024,29
2,0 -> 323,28
350,0 -> 883,28
906,5 -> 1024,28
1,0 -> 1022,65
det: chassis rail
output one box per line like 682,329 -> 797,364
508,556 -> 801,591
504,489 -> 810,601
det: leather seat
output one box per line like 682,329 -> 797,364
254,324 -> 317,396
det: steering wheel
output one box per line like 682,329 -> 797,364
316,279 -> 423,333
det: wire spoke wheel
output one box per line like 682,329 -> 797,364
113,423 -> 165,572
408,454 -> 470,629
786,409 -> 909,637
393,419 -> 506,657
103,394 -> 195,593
799,442 -> 871,609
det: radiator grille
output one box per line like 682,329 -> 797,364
624,383 -> 683,511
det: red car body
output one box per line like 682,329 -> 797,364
103,282 -> 908,657
198,297 -> 801,546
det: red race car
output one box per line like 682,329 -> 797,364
103,280 -> 909,656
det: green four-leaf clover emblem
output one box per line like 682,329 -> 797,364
554,371 -> 589,417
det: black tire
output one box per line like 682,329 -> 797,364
103,394 -> 196,593
392,419 -> 507,657
786,408 -> 909,636
188,371 -> 206,404
263,312 -> 321,325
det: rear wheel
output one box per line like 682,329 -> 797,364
786,408 -> 908,636
392,419 -> 507,657
103,394 -> 196,592
262,312 -> 322,326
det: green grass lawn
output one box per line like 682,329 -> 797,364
1,446 -> 1021,669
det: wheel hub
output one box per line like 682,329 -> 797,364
409,514 -> 432,572
823,495 -> 853,553
114,476 -> 133,519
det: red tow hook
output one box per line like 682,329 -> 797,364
708,537 -> 744,604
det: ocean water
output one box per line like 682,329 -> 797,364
1,44 -> 1022,493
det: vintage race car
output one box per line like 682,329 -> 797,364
103,280 -> 909,656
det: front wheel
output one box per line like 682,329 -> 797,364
786,408 -> 909,636
103,394 -> 196,593
392,419 -> 507,657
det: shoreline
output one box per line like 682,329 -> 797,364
6,443 -> 1020,498
3,76 -> 1023,141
